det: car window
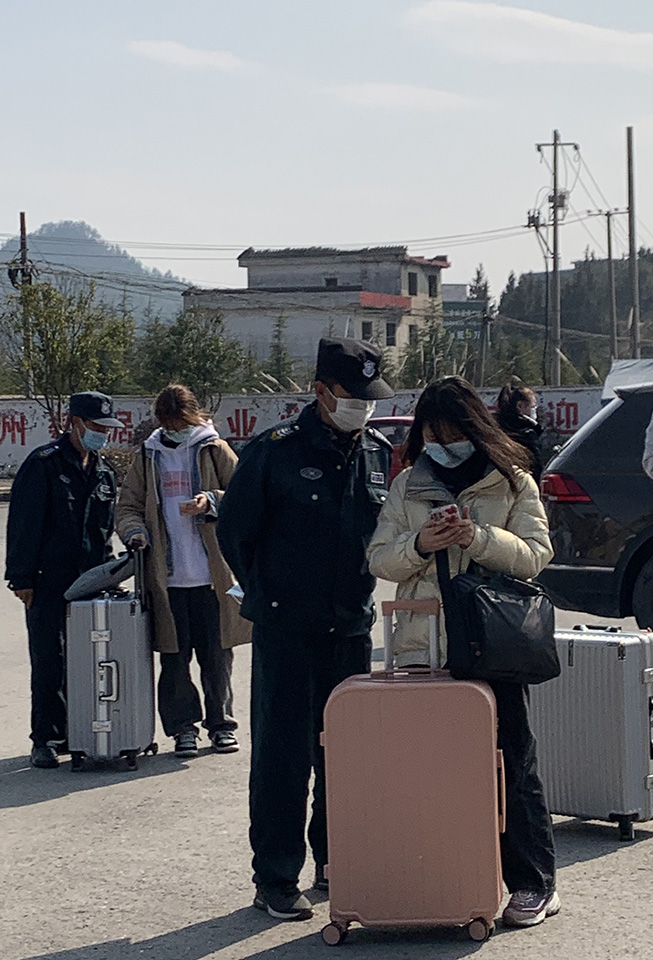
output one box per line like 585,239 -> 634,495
557,392 -> 653,475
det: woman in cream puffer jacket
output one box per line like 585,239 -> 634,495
367,376 -> 559,930
368,447 -> 553,668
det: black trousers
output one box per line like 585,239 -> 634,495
490,681 -> 556,895
250,624 -> 372,890
26,582 -> 68,747
158,586 -> 236,739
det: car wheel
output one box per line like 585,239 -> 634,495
631,556 -> 653,628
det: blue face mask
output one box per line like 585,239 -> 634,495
162,426 -> 195,444
425,440 -> 475,468
80,424 -> 109,452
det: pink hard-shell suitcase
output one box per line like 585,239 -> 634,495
320,599 -> 505,945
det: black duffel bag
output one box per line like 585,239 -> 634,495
435,550 -> 560,685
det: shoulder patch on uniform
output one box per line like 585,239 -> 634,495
270,424 -> 300,441
365,426 -> 393,448
39,445 -> 59,457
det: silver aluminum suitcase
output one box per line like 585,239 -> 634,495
66,551 -> 157,771
529,625 -> 653,840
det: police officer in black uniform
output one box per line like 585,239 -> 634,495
5,392 -> 122,768
218,337 -> 394,921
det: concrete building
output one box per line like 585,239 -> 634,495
183,246 -> 450,364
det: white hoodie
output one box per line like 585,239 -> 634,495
145,422 -> 218,588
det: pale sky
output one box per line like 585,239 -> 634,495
2,0 -> 653,297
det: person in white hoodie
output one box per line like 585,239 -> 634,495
116,384 -> 250,758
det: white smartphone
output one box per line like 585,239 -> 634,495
430,503 -> 461,523
178,499 -> 196,515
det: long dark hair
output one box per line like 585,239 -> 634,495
404,376 -> 531,491
496,380 -> 536,426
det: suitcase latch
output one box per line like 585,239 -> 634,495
646,775 -> 653,790
643,668 -> 653,684
91,630 -> 110,644
92,721 -> 112,733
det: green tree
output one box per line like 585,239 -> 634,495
262,313 -> 295,389
134,305 -> 249,408
469,263 -> 490,301
0,281 -> 134,429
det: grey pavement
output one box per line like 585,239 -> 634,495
1,501 -> 652,960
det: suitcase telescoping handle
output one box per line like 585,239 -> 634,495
381,599 -> 441,673
131,547 -> 147,611
497,749 -> 506,834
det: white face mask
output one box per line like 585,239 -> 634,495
425,440 -> 475,468
323,388 -> 376,433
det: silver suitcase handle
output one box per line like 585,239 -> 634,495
98,660 -> 119,702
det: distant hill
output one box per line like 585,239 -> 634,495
0,220 -> 188,327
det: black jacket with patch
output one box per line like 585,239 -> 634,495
5,433 -> 116,592
217,403 -> 392,637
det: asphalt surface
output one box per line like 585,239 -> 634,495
1,502 -> 652,960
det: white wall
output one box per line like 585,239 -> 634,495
0,387 -> 603,477
244,257 -> 403,294
185,289 -> 405,362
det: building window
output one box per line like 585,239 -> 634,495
428,275 -> 438,298
408,324 -> 418,347
361,320 -> 373,341
386,322 -> 397,347
408,272 -> 418,296
325,277 -> 338,289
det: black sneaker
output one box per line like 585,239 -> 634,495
254,886 -> 314,921
313,865 -> 329,892
30,745 -> 59,769
174,731 -> 199,757
211,730 -> 239,753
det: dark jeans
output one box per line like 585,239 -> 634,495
158,586 -> 236,739
26,583 -> 68,747
491,681 -> 556,895
250,624 -> 372,890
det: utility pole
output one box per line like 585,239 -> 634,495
478,311 -> 490,387
535,131 -> 579,386
12,212 -> 35,397
551,129 -> 561,387
606,211 -> 618,360
627,126 -> 641,359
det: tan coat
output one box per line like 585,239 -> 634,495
367,456 -> 553,667
115,439 -> 251,654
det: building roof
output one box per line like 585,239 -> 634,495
183,285 -> 364,296
405,255 -> 450,269
238,246 -> 450,268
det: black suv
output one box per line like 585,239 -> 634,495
538,384 -> 653,627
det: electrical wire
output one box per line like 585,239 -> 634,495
568,201 -> 607,257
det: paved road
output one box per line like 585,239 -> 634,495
1,503 -> 652,960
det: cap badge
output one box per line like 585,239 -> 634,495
362,360 -> 376,378
101,401 -> 111,415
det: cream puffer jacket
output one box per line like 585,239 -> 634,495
367,454 -> 554,667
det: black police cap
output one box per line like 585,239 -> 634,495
315,337 -> 394,400
69,392 -> 123,427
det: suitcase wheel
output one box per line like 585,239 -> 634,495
618,817 -> 636,842
70,752 -> 84,773
124,750 -> 138,771
143,742 -> 159,756
321,922 -> 349,946
468,918 -> 493,942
